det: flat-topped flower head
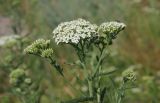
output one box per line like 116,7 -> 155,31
98,21 -> 126,38
52,18 -> 98,44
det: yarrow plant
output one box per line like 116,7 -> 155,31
9,68 -> 42,103
24,18 -> 135,103
0,36 -> 44,103
24,38 -> 63,76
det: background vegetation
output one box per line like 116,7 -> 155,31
0,0 -> 160,103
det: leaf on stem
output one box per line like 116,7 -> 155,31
50,57 -> 64,76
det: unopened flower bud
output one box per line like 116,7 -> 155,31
15,88 -> 22,93
9,69 -> 25,79
24,39 -> 51,55
41,48 -> 53,58
98,21 -> 126,39
24,45 -> 39,54
122,68 -> 136,82
24,78 -> 32,85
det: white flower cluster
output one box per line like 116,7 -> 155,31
52,18 -> 98,44
98,21 -> 126,35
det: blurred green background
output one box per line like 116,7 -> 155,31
0,0 -> 160,103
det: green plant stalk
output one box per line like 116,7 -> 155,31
97,66 -> 102,103
116,81 -> 125,103
95,69 -> 117,78
90,44 -> 106,103
81,55 -> 94,99
76,42 -> 94,98
81,64 -> 94,103
88,79 -> 94,97
97,87 -> 101,103
92,45 -> 107,79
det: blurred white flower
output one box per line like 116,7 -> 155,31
81,85 -> 88,92
142,75 -> 154,84
131,88 -> 142,94
52,18 -> 98,44
0,35 -> 20,46
115,76 -> 123,83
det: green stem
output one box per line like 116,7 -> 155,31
94,69 -> 117,78
117,81 -> 125,103
97,66 -> 102,103
49,55 -> 86,96
49,57 -> 64,76
80,56 -> 93,99
97,88 -> 101,103
78,42 -> 94,102
94,44 -> 109,103
88,79 -> 93,97
71,41 -> 95,102
92,47 -> 106,79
